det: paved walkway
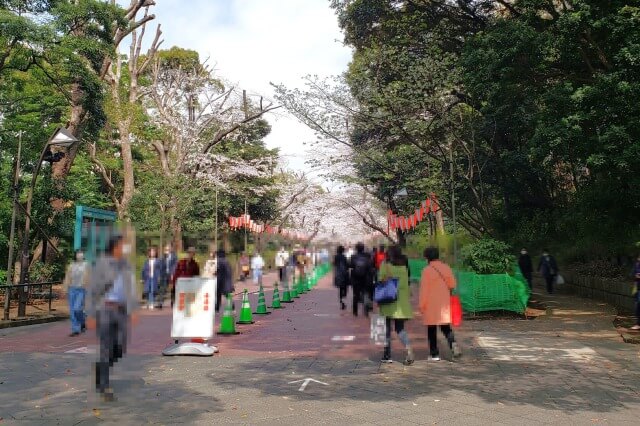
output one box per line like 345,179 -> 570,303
0,273 -> 639,425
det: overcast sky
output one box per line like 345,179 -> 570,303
141,0 -> 352,174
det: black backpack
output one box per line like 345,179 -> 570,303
352,255 -> 369,278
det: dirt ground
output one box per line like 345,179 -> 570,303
0,284 -> 68,321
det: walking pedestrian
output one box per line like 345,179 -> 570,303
378,245 -> 414,365
86,235 -> 139,401
62,250 -> 89,336
251,252 -> 265,285
333,245 -> 349,310
170,247 -> 200,307
518,248 -> 534,290
538,249 -> 558,294
203,251 -> 218,278
215,249 -> 235,312
293,244 -> 306,282
161,244 -> 178,305
349,242 -> 373,317
141,247 -> 163,309
275,246 -> 289,282
238,252 -> 250,281
631,255 -> 640,330
419,246 -> 461,361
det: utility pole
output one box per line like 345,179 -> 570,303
244,198 -> 248,253
4,132 -> 22,320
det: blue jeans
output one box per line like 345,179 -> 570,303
68,287 -> 86,333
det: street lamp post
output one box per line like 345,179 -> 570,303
17,128 -> 78,317
4,133 -> 22,320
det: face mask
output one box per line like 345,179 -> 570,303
521,251 -> 527,255
122,244 -> 132,255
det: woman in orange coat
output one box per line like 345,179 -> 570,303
419,247 -> 461,361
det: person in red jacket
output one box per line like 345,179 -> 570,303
374,245 -> 387,271
170,246 -> 200,307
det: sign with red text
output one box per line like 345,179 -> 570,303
171,277 -> 216,339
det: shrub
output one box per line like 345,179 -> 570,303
461,238 -> 515,275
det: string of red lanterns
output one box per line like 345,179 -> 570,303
228,214 -> 310,241
387,193 -> 440,232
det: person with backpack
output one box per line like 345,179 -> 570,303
538,249 -> 559,294
349,242 -> 373,317
378,245 -> 414,364
333,245 -> 350,310
215,249 -> 235,313
420,246 -> 461,361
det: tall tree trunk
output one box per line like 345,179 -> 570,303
435,210 -> 445,234
118,126 -> 135,220
171,217 -> 183,252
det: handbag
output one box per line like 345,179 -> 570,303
451,295 -> 462,327
555,274 -> 565,285
370,314 -> 387,346
374,277 -> 398,304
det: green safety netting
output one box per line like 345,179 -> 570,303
408,259 -> 427,282
455,269 -> 530,314
407,259 -> 530,314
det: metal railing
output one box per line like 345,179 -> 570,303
1,281 -> 59,320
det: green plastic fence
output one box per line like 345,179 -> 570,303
408,259 -> 427,283
455,270 -> 530,314
407,258 -> 530,314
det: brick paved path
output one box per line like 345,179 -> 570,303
1,272 -> 639,425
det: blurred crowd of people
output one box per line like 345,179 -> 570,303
333,242 -> 461,365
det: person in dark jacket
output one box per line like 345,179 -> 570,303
142,247 -> 164,309
170,247 -> 200,307
538,249 -> 558,294
333,245 -> 350,310
215,249 -> 235,312
349,242 -> 373,317
632,255 -> 640,330
518,248 -> 534,290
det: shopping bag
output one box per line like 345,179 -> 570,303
374,278 -> 398,304
555,274 -> 565,285
451,295 -> 463,327
370,314 -> 387,346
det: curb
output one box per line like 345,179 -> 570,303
0,314 -> 69,330
621,333 -> 640,344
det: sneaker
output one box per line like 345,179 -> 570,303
149,305 -> 154,310
631,325 -> 640,330
429,355 -> 441,361
452,342 -> 462,358
69,332 -> 80,337
101,388 -> 116,402
404,348 -> 415,365
381,356 -> 393,364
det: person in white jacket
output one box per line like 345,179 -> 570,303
275,247 -> 289,282
251,252 -> 265,285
